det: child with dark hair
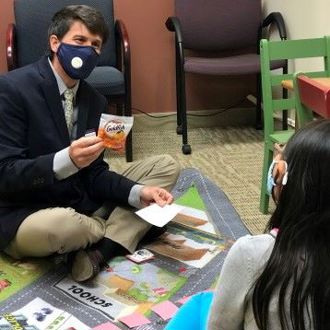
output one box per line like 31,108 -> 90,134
208,119 -> 330,330
167,119 -> 330,330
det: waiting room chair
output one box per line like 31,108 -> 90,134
166,0 -> 287,155
259,36 -> 330,214
6,0 -> 133,162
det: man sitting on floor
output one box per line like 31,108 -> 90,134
0,4 -> 180,282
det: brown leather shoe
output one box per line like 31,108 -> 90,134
140,225 -> 168,244
71,249 -> 105,282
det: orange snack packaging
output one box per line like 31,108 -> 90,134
98,114 -> 134,152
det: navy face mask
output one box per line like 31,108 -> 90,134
57,42 -> 99,80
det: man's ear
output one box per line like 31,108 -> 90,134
49,35 -> 60,53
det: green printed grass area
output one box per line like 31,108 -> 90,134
175,184 -> 206,211
0,253 -> 53,302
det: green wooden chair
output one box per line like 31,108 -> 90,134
259,36 -> 330,214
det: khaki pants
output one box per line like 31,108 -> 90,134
5,155 -> 180,259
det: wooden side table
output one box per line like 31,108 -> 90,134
296,76 -> 330,118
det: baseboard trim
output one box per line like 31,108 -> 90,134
133,107 -> 256,132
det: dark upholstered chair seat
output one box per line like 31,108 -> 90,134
86,66 -> 125,96
166,0 -> 288,155
185,55 -> 286,75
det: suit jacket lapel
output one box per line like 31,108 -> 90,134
76,81 -> 90,138
37,57 -> 70,145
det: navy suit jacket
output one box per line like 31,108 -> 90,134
0,56 -> 135,250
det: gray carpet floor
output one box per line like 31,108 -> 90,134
107,124 -> 273,235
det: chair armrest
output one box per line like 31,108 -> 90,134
6,23 -> 17,71
115,19 -> 131,114
165,17 -> 183,44
166,16 -> 185,69
115,19 -> 131,75
261,12 -> 287,40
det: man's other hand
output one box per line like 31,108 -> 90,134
140,186 -> 174,207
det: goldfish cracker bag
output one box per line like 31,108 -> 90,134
98,114 -> 133,152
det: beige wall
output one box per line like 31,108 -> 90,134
0,0 -> 254,114
263,0 -> 330,72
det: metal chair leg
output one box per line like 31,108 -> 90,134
176,45 -> 191,154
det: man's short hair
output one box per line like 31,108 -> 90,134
48,5 -> 109,45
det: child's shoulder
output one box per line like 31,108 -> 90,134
233,233 -> 275,258
236,233 -> 275,244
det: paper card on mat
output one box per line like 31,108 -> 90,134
176,290 -> 214,305
119,311 -> 151,328
0,297 -> 90,330
92,322 -> 121,330
176,295 -> 192,305
135,203 -> 185,227
151,300 -> 179,320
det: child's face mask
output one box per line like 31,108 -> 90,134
267,159 -> 289,203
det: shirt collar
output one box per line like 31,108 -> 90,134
48,57 -> 80,97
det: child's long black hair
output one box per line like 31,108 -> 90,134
253,119 -> 330,330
